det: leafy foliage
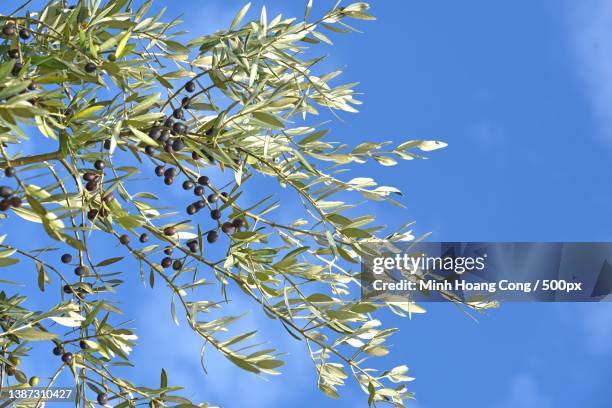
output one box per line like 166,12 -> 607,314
0,1 -> 453,406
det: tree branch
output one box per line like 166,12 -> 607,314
0,150 -> 62,169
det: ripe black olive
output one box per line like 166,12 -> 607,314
206,230 -> 218,243
84,62 -> 97,73
232,218 -> 245,229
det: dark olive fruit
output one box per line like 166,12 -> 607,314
29,376 -> 39,386
79,340 -> 88,350
11,62 -> 22,76
210,209 -> 221,220
154,165 -> 165,176
207,193 -> 219,203
53,345 -> 64,356
191,151 -> 200,160
149,127 -> 161,140
207,230 -> 218,243
83,172 -> 97,182
185,80 -> 196,92
161,257 -> 172,268
159,129 -> 171,143
19,28 -> 30,40
61,253 -> 73,264
195,200 -> 205,209
172,139 -> 185,151
0,186 -> 13,198
7,49 -> 19,59
163,227 -> 176,236
4,167 -> 16,177
232,218 -> 245,229
5,365 -> 15,376
74,265 -> 86,276
197,176 -> 209,185
139,233 -> 149,243
2,24 -> 15,36
163,247 -> 173,255
187,239 -> 198,251
164,141 -> 173,153
222,222 -> 234,234
94,160 -> 105,170
182,180 -> 194,190
9,196 -> 21,208
221,192 -> 229,198
61,352 -> 74,364
172,108 -> 183,119
145,145 -> 155,155
85,180 -> 97,192
27,81 -> 37,91
84,62 -> 97,73
194,186 -> 204,196
164,117 -> 174,128
164,167 -> 177,178
172,122 -> 186,134
164,176 -> 174,186
87,209 -> 98,221
172,260 -> 182,270
0,199 -> 10,212
181,97 -> 191,109
63,285 -> 73,294
119,234 -> 130,245
103,139 -> 111,149
186,204 -> 197,215
97,393 -> 109,405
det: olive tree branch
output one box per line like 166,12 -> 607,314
0,150 -> 62,170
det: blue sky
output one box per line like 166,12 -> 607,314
3,0 -> 612,407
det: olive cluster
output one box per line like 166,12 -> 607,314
152,164 -> 246,247
82,160 -> 114,222
2,22 -> 32,78
2,20 -> 98,89
0,167 -> 22,211
145,81 -> 195,156
52,345 -> 108,407
61,255 -> 93,300
50,337 -> 107,407
133,81 -> 245,266
2,354 -> 38,386
82,160 -> 106,192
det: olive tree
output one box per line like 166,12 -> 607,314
0,1 -> 451,406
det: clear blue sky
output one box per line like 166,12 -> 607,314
3,1 -> 612,407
